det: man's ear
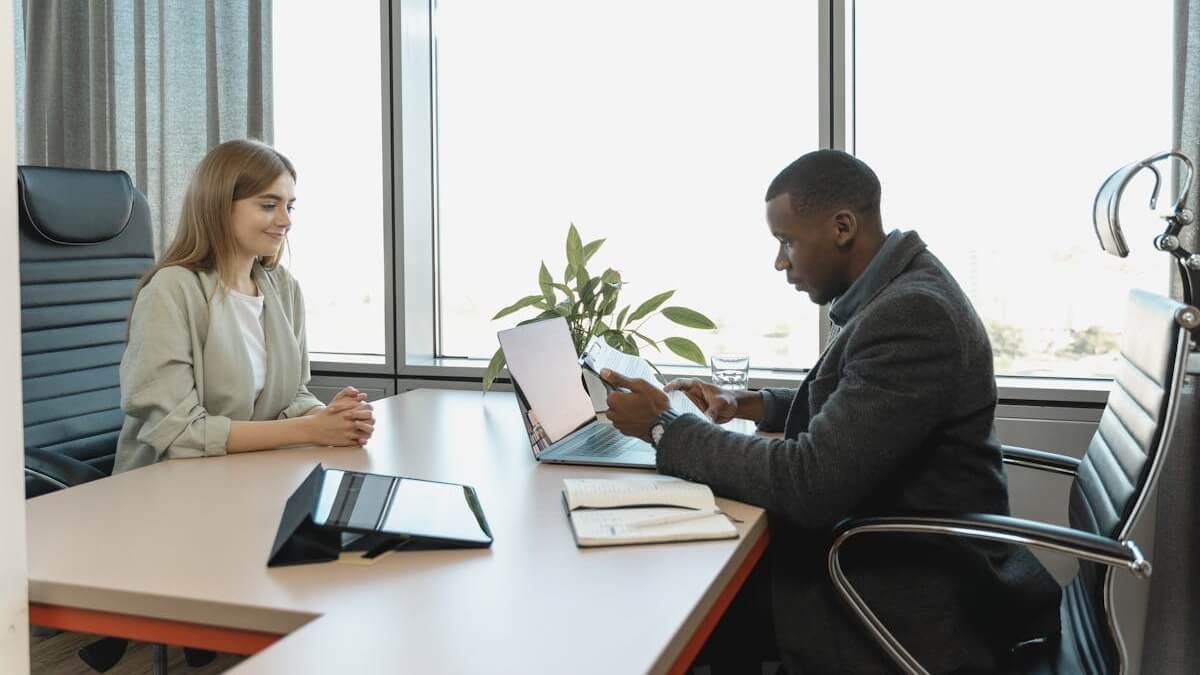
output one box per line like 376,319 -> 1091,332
832,209 -> 858,248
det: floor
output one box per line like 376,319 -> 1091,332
30,630 -> 244,675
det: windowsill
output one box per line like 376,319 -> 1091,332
312,352 -> 388,365
395,357 -> 1110,405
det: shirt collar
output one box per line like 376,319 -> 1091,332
829,229 -> 920,326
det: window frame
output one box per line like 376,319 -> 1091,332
325,0 -> 1164,404
304,0 -> 397,377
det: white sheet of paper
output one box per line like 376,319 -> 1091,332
498,318 -> 597,443
581,337 -> 708,418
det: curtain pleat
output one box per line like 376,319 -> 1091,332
16,0 -> 273,253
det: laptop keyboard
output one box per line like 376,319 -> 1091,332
557,423 -> 638,457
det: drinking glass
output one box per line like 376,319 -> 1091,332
710,353 -> 750,391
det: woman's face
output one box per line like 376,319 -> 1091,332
230,172 -> 295,261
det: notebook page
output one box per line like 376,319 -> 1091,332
562,477 -> 717,511
568,507 -> 737,546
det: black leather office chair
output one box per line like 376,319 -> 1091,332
16,166 -> 185,673
19,165 -> 154,497
827,289 -> 1198,675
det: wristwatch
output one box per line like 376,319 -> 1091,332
649,410 -> 679,449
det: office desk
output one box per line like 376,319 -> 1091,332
27,389 -> 768,674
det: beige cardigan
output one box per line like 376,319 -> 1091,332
114,263 -> 324,473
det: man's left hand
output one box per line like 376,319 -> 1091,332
601,369 -> 669,442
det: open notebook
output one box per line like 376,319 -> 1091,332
562,477 -> 738,547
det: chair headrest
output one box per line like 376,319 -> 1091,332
18,166 -> 137,245
1092,162 -> 1137,258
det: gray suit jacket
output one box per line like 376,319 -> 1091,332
656,231 -> 1060,673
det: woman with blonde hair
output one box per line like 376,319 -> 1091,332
114,139 -> 374,473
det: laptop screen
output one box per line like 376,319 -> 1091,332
497,317 -> 596,443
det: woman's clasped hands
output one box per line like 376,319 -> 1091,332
307,386 -> 375,447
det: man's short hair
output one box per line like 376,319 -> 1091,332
765,150 -> 881,220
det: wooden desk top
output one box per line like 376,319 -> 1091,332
26,389 -> 767,674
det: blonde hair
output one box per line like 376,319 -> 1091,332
130,139 -> 297,314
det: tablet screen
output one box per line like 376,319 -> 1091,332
312,469 -> 491,544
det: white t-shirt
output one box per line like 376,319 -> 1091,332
226,288 -> 267,401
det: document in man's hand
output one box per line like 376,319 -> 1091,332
562,477 -> 738,547
578,337 -> 708,418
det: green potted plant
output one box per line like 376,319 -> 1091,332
483,224 -> 716,393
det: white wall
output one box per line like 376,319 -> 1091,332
0,0 -> 28,672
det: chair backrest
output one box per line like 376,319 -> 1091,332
1066,288 -> 1194,673
18,166 -> 154,482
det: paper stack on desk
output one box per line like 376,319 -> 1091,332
562,477 -> 738,547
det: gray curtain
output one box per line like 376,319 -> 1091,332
13,0 -> 273,252
1143,1 -> 1200,672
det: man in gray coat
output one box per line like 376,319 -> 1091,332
603,150 -> 1061,673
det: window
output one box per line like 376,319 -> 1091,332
855,0 -> 1173,378
433,0 -> 821,371
273,2 -> 388,362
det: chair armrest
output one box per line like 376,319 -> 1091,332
831,512 -> 1146,577
1001,445 -> 1080,476
827,512 -> 1148,675
25,447 -> 106,498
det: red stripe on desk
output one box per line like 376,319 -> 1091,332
667,528 -> 771,675
29,603 -> 283,656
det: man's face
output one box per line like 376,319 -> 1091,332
766,194 -> 848,306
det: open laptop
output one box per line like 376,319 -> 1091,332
497,317 -> 656,469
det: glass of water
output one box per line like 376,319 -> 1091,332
710,353 -> 750,390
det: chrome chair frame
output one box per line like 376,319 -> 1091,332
827,302 -> 1198,675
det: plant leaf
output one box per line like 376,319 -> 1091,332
566,224 -> 583,271
618,334 -> 640,356
590,319 -> 610,344
628,290 -> 674,322
600,268 -> 622,288
564,263 -> 575,284
538,261 -> 555,306
661,306 -> 717,330
573,265 -> 591,294
492,294 -> 544,320
550,283 -> 576,303
519,309 -> 563,325
615,305 -> 630,329
664,337 -> 706,366
630,330 -> 661,352
482,348 -> 506,394
580,277 -> 600,306
583,238 -> 605,264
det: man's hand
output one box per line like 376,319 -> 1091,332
600,369 -> 669,442
664,378 -> 738,424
